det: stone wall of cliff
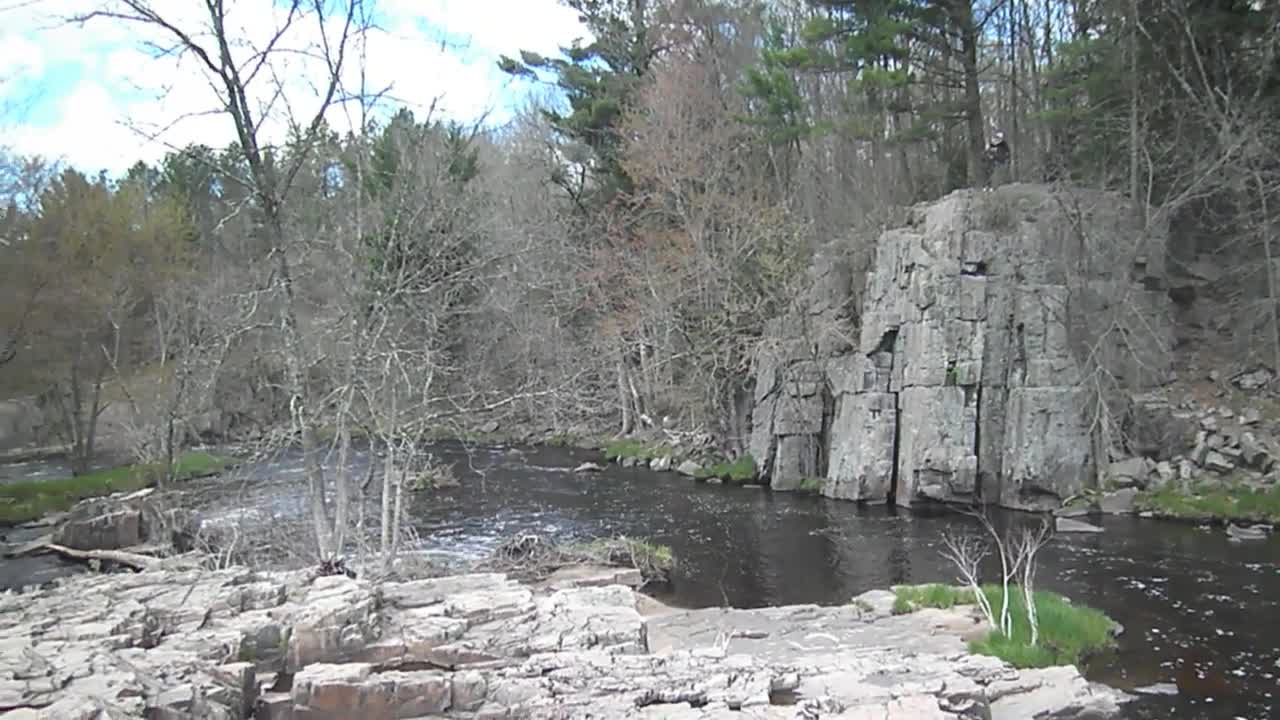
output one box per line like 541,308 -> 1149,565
750,183 -> 1174,509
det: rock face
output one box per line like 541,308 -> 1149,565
0,566 -> 1129,719
752,184 -> 1174,508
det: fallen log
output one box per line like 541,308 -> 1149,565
38,543 -> 189,571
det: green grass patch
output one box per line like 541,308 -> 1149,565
798,477 -> 824,492
603,439 -> 674,462
0,451 -> 236,525
1136,481 -> 1280,523
892,583 -> 972,614
545,431 -> 585,448
695,454 -> 756,483
892,583 -> 1117,669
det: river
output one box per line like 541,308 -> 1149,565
3,441 -> 1277,719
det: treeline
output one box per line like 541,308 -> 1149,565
1,0 -> 1278,554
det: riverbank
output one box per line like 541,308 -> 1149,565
0,450 -> 237,526
1,442 -> 1277,717
0,561 -> 1131,719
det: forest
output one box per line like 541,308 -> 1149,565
1,0 -> 1278,556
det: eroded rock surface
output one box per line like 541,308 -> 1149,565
0,567 -> 1128,719
752,184 -> 1174,508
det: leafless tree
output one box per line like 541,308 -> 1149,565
939,530 -> 999,631
941,507 -> 1056,642
1009,517 -> 1053,646
73,0 -> 371,559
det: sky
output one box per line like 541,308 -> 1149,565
0,0 -> 588,178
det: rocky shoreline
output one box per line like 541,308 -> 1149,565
0,561 -> 1131,720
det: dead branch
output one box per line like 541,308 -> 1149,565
38,543 -> 203,571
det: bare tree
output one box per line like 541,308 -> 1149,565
1009,517 -> 1053,646
74,0 -> 370,560
611,6 -> 808,448
941,508 -> 1056,642
939,530 -> 999,631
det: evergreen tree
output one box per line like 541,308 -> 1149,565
499,0 -> 660,205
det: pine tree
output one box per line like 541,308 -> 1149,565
499,0 -> 660,205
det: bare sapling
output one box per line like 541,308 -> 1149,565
942,508 -> 1055,641
939,530 -> 999,631
1010,516 -> 1054,646
976,510 -> 1015,637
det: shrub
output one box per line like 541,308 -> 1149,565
891,583 -> 1117,669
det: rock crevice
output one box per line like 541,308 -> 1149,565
752,184 -> 1174,508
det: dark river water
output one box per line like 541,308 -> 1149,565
4,442 -> 1278,719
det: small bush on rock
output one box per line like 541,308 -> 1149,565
892,583 -> 1117,669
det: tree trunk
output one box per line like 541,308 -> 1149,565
333,420 -> 351,556
380,437 -> 395,560
958,1 -> 987,188
1008,0 -> 1019,181
269,218 -> 331,560
1257,171 -> 1280,377
1128,0 -> 1142,218
617,347 -> 633,434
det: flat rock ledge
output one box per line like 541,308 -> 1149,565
0,568 -> 1129,719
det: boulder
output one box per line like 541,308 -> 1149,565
1105,457 -> 1152,489
675,460 -> 701,477
1232,367 -> 1273,391
1056,518 -> 1104,533
52,497 -> 145,551
752,185 -> 1173,509
1099,488 -> 1139,515
1238,432 -> 1274,471
1226,523 -> 1269,541
1202,451 -> 1235,474
1127,393 -> 1198,460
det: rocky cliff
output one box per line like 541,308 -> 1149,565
751,183 -> 1174,508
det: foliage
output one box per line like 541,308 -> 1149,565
739,18 -> 809,152
696,454 -> 756,483
498,0 -> 661,203
3,168 -> 192,474
0,452 -> 235,525
891,583 -> 972,613
892,584 -> 1118,669
1136,482 -> 1280,523
798,477 -> 824,492
604,439 -> 674,462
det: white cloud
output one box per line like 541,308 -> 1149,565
8,82 -> 145,175
0,0 -> 587,176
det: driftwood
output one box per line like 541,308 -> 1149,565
38,543 -> 203,571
